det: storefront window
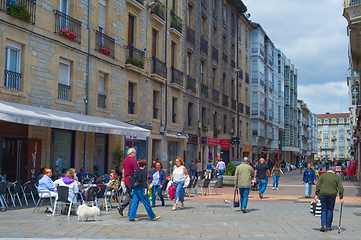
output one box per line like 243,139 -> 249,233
126,136 -> 147,162
50,130 -> 73,177
168,142 -> 178,174
186,143 -> 196,168
94,134 -> 107,177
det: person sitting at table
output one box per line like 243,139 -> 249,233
76,168 -> 87,183
105,169 -> 115,183
106,172 -> 120,202
96,177 -> 106,190
53,168 -> 79,205
38,168 -> 57,213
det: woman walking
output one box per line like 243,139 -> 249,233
303,163 -> 316,198
196,159 -> 202,179
271,161 -> 284,190
151,162 -> 166,207
129,158 -> 160,221
171,157 -> 188,211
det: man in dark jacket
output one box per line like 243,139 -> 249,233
255,158 -> 270,199
189,159 -> 196,179
315,169 -> 344,232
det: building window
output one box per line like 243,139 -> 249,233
97,73 -> 106,108
58,58 -> 71,101
201,16 -> 206,38
98,0 -> 106,34
222,4 -> 226,26
223,115 -> 227,134
60,0 -> 69,29
186,51 -> 192,77
201,60 -> 206,84
213,67 -> 217,89
188,102 -> 193,127
152,29 -> 158,58
172,98 -> 177,123
213,0 -> 217,16
213,111 -> 217,128
128,82 -> 135,114
4,40 -> 21,91
128,15 -> 135,46
153,91 -> 158,119
202,107 -> 206,123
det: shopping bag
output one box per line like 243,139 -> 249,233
233,188 -> 240,208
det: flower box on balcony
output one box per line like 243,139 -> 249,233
59,27 -> 78,41
126,57 -> 144,69
99,45 -> 112,56
7,2 -> 33,23
125,64 -> 145,75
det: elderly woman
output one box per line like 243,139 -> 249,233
106,172 -> 120,202
129,158 -> 160,221
38,168 -> 57,212
151,162 -> 166,207
171,157 -> 188,211
53,168 -> 79,204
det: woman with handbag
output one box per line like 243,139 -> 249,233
151,162 -> 166,207
303,163 -> 316,198
171,157 -> 188,211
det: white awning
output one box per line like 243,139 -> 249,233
164,133 -> 186,139
0,101 -> 150,137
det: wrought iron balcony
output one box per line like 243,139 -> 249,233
97,94 -> 106,108
153,107 -> 158,119
200,37 -> 208,53
212,89 -> 219,103
2,0 -> 36,24
222,53 -> 228,62
58,83 -> 70,101
222,94 -> 228,107
126,45 -> 145,68
238,103 -> 244,113
150,0 -> 165,20
231,99 -> 236,110
54,10 -> 81,43
4,70 -> 21,91
201,83 -> 208,98
187,27 -> 195,45
187,75 -> 197,93
95,30 -> 115,58
170,12 -> 183,34
128,101 -> 135,114
212,46 -> 218,61
152,57 -> 167,79
171,67 -> 183,87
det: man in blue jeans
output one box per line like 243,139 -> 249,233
234,157 -> 255,213
254,158 -> 270,199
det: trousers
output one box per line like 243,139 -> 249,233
129,187 -> 156,220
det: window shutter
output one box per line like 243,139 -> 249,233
98,74 -> 105,94
59,63 -> 69,85
98,1 -> 106,29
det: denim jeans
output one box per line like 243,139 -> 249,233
319,195 -> 336,227
152,185 -> 164,207
305,183 -> 313,195
189,171 -> 195,179
173,180 -> 185,204
239,187 -> 250,209
218,169 -> 225,176
258,179 -> 268,194
129,187 -> 156,220
272,175 -> 280,188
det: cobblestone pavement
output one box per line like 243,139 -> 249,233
0,171 -> 360,239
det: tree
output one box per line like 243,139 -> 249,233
112,145 -> 125,168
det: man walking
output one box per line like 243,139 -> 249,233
234,157 -> 255,213
254,158 -> 270,199
315,169 -> 344,232
216,158 -> 226,176
117,148 -> 138,217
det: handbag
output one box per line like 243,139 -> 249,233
233,188 -> 240,208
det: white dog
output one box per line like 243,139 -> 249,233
76,204 -> 100,222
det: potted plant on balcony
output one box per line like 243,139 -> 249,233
59,26 -> 78,41
7,2 -> 32,23
99,44 -> 112,56
126,57 -> 144,69
213,126 -> 220,138
150,2 -> 164,19
201,121 -> 208,132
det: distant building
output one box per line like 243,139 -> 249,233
315,113 -> 351,162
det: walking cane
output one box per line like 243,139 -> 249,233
338,202 -> 343,234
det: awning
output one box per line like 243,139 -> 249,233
164,133 -> 186,139
0,101 -> 150,137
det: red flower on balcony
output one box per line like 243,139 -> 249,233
99,44 -> 112,56
60,26 -> 78,40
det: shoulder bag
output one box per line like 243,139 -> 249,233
233,188 -> 240,208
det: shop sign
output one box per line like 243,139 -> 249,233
188,136 -> 198,144
201,137 -> 208,145
208,138 -> 229,148
126,135 -> 147,141
252,146 -> 258,153
244,145 -> 252,152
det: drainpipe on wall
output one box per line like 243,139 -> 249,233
236,14 -> 240,159
198,0 -> 202,168
164,0 -> 168,131
84,0 -> 91,171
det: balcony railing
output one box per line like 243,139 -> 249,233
245,73 -> 249,83
222,94 -> 228,107
239,103 -> 244,113
128,101 -> 135,114
150,0 -> 165,20
4,70 -> 21,91
97,94 -> 106,108
170,12 -> 183,34
1,0 -> 36,24
58,83 -> 70,101
231,60 -> 236,68
153,107 -> 158,119
200,37 -> 208,53
231,99 -> 236,110
54,10 -> 81,43
171,67 -> 183,86
187,75 -> 197,93
212,89 -> 219,102
126,45 -> 145,68
95,30 -> 115,58
172,113 -> 176,123
187,27 -> 195,44
222,53 -> 228,62
246,106 -> 250,116
201,83 -> 208,98
212,46 -> 218,61
152,57 -> 167,78
344,0 -> 361,7
188,117 -> 192,127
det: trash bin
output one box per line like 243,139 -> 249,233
216,175 -> 223,188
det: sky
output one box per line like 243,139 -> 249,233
242,0 -> 350,114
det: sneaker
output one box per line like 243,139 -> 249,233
259,192 -> 261,198
241,208 -> 247,213
129,219 -> 138,221
326,227 -> 332,231
320,225 -> 327,232
260,193 -> 263,199
272,187 -> 274,190
277,188 -> 279,190
117,207 -> 123,216
46,206 -> 53,213
151,216 -> 161,221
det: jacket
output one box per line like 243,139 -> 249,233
234,162 -> 255,188
38,175 -> 54,193
152,168 -> 166,187
303,169 -> 316,183
53,177 -> 79,203
315,172 -> 344,199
